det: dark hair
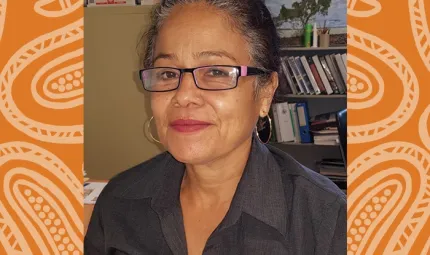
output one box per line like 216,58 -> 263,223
140,0 -> 281,93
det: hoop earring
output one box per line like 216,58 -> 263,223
255,114 -> 272,144
147,116 -> 160,143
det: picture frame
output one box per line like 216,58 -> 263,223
264,0 -> 347,47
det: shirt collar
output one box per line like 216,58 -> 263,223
150,133 -> 287,236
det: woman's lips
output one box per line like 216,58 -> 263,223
169,119 -> 212,133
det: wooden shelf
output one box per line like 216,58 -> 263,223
280,94 -> 347,99
280,46 -> 346,51
280,46 -> 347,57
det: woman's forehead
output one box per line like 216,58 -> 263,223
155,5 -> 250,63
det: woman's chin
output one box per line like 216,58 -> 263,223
166,142 -> 214,165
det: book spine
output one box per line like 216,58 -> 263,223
296,102 -> 312,143
335,54 -> 347,86
295,57 -> 315,94
300,56 -> 321,94
341,53 -> 347,67
280,57 -> 298,95
327,54 -> 345,94
287,57 -> 307,94
319,56 -> 339,94
312,55 -> 333,94
289,103 -> 301,143
272,104 -> 284,142
268,109 -> 278,143
278,102 -> 295,142
307,57 -> 326,93
285,58 -> 303,94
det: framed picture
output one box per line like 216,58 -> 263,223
264,0 -> 347,47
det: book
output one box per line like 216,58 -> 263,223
310,111 -> 338,131
277,67 -> 293,95
300,56 -> 321,94
313,138 -> 339,146
272,103 -> 295,142
268,109 -> 278,143
312,55 -> 333,94
307,57 -> 326,94
271,104 -> 283,143
280,57 -> 298,95
287,57 -> 307,94
334,54 -> 347,86
310,111 -> 338,124
294,57 -> 315,94
311,127 -> 338,135
289,103 -> 301,143
296,102 -> 312,143
326,54 -> 346,94
341,53 -> 347,67
319,56 -> 340,94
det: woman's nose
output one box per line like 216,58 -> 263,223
172,72 -> 203,107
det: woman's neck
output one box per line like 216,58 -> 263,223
180,137 -> 252,209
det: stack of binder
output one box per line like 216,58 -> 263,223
271,102 -> 312,144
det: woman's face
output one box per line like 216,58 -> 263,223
151,3 -> 277,164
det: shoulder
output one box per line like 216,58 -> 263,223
266,144 -> 346,206
97,151 -> 172,201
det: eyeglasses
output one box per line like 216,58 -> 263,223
139,65 -> 269,92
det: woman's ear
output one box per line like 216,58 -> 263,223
259,72 -> 279,117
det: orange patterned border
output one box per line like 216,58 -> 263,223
348,1 -> 430,254
1,1 -> 430,255
0,1 -> 83,254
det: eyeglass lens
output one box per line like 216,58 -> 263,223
141,66 -> 239,91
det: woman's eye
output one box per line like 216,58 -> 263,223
159,71 -> 178,79
207,69 -> 228,76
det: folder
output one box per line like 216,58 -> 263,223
296,102 -> 312,143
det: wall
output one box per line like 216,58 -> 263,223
84,6 -> 164,180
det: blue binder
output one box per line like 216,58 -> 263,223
296,102 -> 312,143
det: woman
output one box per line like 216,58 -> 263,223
85,0 -> 346,254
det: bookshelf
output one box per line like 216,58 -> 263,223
280,46 -> 347,57
281,46 -> 347,51
270,47 -> 347,186
280,94 -> 346,99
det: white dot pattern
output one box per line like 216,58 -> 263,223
347,75 -> 367,93
348,188 -> 393,254
23,188 -> 78,253
24,189 -> 80,252
49,69 -> 84,92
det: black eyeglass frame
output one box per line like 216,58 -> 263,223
138,65 -> 271,92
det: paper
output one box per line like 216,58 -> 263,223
84,182 -> 108,204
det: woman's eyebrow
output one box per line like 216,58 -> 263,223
194,50 -> 238,62
153,53 -> 178,63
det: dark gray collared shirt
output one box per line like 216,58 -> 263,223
85,136 -> 346,254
